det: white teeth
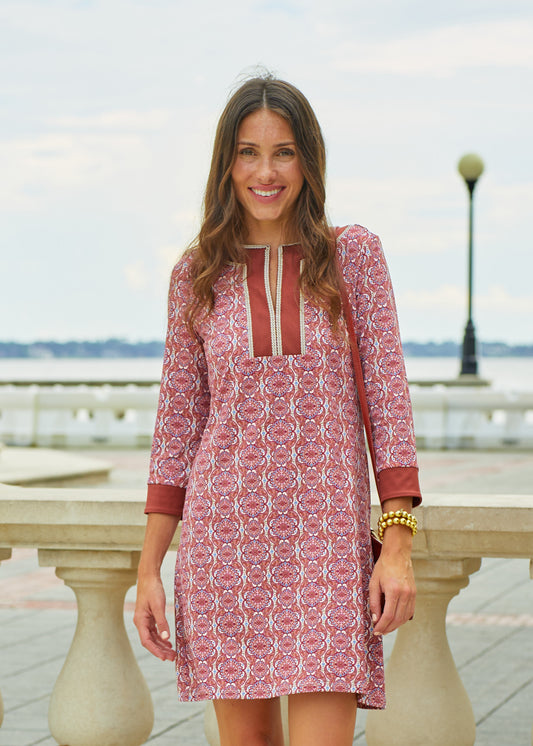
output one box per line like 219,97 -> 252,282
251,188 -> 282,197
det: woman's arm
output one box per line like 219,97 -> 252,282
338,225 -> 422,507
136,256 -> 211,657
146,256 -> 211,516
133,513 -> 179,661
337,226 -> 420,633
368,496 -> 416,636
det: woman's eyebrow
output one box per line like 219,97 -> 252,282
236,140 -> 296,147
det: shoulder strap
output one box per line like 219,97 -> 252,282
334,241 -> 378,485
335,231 -> 383,559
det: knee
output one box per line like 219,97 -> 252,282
218,721 -> 283,746
214,697 -> 284,746
222,726 -> 281,746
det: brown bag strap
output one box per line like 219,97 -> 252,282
335,233 -> 382,560
334,244 -> 378,485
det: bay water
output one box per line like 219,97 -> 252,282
0,357 -> 531,392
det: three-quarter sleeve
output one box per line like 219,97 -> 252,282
145,256 -> 211,518
338,225 -> 422,507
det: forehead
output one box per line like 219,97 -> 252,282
237,109 -> 295,142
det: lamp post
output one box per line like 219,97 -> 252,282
457,153 -> 484,376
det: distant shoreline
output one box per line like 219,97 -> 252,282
0,339 -> 532,358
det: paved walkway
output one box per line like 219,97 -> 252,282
0,446 -> 111,486
1,449 -> 532,745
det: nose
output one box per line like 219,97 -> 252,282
256,155 -> 276,184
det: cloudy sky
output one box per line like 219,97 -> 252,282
1,0 -> 532,344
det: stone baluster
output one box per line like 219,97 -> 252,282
204,701 -> 218,745
0,548 -> 12,728
366,557 -> 481,746
38,548 -> 153,746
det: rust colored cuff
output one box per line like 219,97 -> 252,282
376,467 -> 422,507
145,483 -> 186,518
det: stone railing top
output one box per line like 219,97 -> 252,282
1,484 -> 532,559
0,483 -> 155,552
371,492 -> 533,559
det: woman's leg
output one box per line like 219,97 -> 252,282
213,696 -> 285,746
288,691 -> 357,746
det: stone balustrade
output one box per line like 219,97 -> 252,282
0,484 -> 160,745
1,384 -> 533,449
1,486 -> 532,744
0,384 -> 159,448
411,386 -> 533,450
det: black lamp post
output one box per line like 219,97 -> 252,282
457,153 -> 484,376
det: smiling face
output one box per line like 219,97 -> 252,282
231,108 -> 305,243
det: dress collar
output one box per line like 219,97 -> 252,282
243,242 -> 301,249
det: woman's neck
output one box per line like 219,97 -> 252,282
243,219 -> 298,248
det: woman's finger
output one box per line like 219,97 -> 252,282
368,572 -> 385,628
376,582 -> 415,635
142,626 -> 176,661
373,589 -> 399,636
135,604 -> 177,661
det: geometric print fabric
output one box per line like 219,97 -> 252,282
148,224 -> 419,709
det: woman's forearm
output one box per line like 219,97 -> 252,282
138,512 -> 180,577
379,496 -> 415,553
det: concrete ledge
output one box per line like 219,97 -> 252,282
1,486 -> 531,558
0,484 -> 180,552
371,492 -> 533,558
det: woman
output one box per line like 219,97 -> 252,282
134,75 -> 421,746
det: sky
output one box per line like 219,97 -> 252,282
1,0 -> 532,344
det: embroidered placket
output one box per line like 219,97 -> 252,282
243,244 -> 305,357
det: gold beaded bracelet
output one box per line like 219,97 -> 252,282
377,510 -> 418,541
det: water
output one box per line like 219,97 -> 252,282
404,357 -> 532,392
0,357 -> 163,383
0,357 -> 531,392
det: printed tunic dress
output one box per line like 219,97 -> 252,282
145,224 -> 422,709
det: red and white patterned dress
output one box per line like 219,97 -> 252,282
146,224 -> 421,708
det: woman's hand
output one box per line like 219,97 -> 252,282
369,497 -> 417,636
369,538 -> 416,636
134,512 -> 179,661
134,573 -> 177,662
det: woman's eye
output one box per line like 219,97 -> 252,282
239,148 -> 256,157
277,149 -> 295,157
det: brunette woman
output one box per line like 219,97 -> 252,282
134,74 -> 421,746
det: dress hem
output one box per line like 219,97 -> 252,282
176,683 -> 386,710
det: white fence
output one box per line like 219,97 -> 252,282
0,385 -> 159,448
1,383 -> 533,449
410,386 -> 533,449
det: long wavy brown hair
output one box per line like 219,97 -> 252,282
186,74 -> 341,332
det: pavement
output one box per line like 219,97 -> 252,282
0,446 -> 111,486
0,448 -> 532,746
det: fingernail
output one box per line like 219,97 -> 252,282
373,630 -> 382,636
372,614 -> 377,623
161,631 -> 169,640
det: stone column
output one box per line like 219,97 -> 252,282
366,557 -> 481,746
204,701 -> 218,745
0,548 -> 12,728
38,549 -> 153,746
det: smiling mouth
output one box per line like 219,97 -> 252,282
250,187 -> 283,197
